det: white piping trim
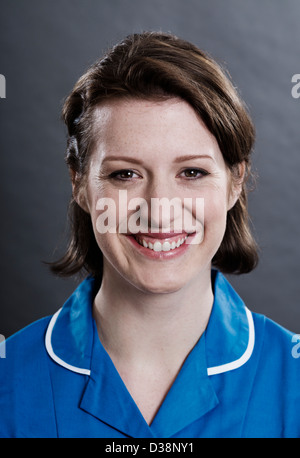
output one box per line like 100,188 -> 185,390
207,307 -> 255,376
45,308 -> 91,376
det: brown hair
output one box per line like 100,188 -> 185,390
50,31 -> 258,278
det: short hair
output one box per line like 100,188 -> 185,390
50,31 -> 258,278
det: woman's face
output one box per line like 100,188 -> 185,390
78,98 -> 239,294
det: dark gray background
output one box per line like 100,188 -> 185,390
1,0 -> 300,337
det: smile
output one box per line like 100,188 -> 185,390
134,234 -> 188,252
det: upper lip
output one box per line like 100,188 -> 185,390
129,231 -> 189,239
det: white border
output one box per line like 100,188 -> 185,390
207,307 -> 255,376
45,308 -> 91,376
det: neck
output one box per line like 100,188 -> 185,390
93,265 -> 214,369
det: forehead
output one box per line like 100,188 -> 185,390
91,97 -> 221,161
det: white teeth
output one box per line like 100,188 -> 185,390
135,236 -> 187,252
153,241 -> 162,252
162,241 -> 171,251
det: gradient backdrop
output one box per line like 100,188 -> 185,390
1,0 -> 300,337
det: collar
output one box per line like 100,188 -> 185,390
45,275 -> 99,375
45,270 -> 254,378
205,269 -> 255,375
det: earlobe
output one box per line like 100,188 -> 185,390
228,187 -> 241,211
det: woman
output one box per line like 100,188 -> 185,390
1,32 -> 299,438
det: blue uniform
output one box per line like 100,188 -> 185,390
1,270 -> 300,438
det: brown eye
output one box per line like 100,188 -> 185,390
109,169 -> 140,180
181,168 -> 208,179
119,170 -> 134,179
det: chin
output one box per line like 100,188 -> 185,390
132,272 -> 191,295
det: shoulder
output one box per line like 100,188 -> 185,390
251,310 -> 299,374
0,315 -> 58,437
251,312 -> 300,432
2,315 -> 52,363
237,311 -> 300,437
252,311 -> 297,360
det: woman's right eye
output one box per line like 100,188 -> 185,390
109,169 -> 140,180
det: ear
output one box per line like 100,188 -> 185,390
227,161 -> 246,211
70,169 -> 90,213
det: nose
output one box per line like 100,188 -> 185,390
142,176 -> 183,232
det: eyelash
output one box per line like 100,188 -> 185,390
108,168 -> 209,181
179,168 -> 209,179
108,169 -> 140,181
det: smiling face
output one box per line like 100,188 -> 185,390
75,97 -> 240,294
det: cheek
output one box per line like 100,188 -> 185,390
92,229 -> 125,274
202,190 -> 228,242
87,180 -> 121,237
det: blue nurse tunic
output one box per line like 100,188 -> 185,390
0,270 -> 300,438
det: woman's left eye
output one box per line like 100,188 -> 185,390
179,168 -> 209,179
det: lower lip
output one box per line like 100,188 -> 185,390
126,234 -> 195,260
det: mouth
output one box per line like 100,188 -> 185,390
134,233 -> 188,252
125,231 -> 196,259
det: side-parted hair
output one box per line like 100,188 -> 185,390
50,31 -> 258,278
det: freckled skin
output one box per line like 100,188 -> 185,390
79,98 -> 238,294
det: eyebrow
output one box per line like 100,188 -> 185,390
174,154 -> 214,163
101,155 -> 144,165
101,154 -> 214,165
173,154 -> 215,163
